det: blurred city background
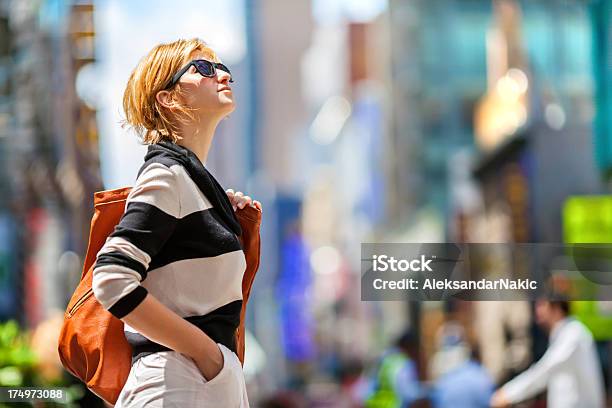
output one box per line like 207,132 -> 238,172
0,0 -> 610,406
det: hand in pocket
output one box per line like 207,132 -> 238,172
192,343 -> 224,382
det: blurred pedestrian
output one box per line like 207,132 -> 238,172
429,322 -> 494,408
490,299 -> 605,408
364,330 -> 423,408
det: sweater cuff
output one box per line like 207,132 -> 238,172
108,286 -> 149,319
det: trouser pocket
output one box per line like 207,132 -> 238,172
197,343 -> 248,407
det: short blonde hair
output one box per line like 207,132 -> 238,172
122,38 -> 219,144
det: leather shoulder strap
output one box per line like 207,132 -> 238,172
94,186 -> 133,206
81,186 -> 133,280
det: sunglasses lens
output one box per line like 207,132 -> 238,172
217,63 -> 231,75
195,61 -> 215,76
217,64 -> 234,82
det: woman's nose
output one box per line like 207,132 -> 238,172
217,69 -> 231,84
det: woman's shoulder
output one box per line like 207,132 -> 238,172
136,154 -> 185,180
134,157 -> 212,218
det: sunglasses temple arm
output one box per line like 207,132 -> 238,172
165,63 -> 193,90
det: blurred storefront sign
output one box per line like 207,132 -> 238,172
276,229 -> 315,362
274,196 -> 315,362
564,195 -> 612,341
564,196 -> 612,244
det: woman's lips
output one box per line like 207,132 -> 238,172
218,87 -> 232,92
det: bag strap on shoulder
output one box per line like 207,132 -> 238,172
94,186 -> 133,206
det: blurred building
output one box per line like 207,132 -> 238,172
384,0 -> 608,388
0,0 -> 102,327
387,0 -> 491,233
471,0 -> 601,244
242,0 -> 315,399
386,0 -> 495,380
470,0 -> 603,382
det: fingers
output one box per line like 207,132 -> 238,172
226,189 -> 262,211
233,191 -> 249,209
232,191 -> 249,209
237,195 -> 252,209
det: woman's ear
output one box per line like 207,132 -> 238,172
155,90 -> 175,111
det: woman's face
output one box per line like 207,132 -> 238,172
175,52 -> 235,120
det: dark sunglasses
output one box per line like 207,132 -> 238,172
164,59 -> 234,90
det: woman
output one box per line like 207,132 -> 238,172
91,38 -> 261,407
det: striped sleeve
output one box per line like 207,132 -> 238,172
92,162 -> 181,319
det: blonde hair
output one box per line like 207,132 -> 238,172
122,38 -> 219,144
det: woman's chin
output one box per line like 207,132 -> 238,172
220,95 -> 234,106
220,100 -> 236,114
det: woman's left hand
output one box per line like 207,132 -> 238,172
226,189 -> 262,212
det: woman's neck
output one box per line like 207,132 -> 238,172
175,116 -> 220,165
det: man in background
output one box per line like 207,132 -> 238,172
490,299 -> 605,408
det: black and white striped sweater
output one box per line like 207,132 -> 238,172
92,141 -> 245,365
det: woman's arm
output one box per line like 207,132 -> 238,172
92,163 -> 222,380
120,293 -> 223,380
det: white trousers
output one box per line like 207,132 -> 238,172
115,343 -> 250,408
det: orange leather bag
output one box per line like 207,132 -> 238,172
57,186 -> 262,405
